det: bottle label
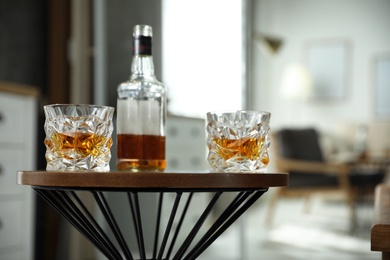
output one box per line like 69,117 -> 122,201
133,36 -> 152,55
117,99 -> 161,135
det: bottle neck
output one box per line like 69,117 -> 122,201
131,55 -> 155,78
131,36 -> 155,78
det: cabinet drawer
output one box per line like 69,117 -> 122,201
0,94 -> 27,144
0,200 -> 22,249
167,148 -> 207,171
0,149 -> 25,196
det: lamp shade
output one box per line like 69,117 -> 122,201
280,64 -> 313,100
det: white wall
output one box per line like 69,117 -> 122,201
251,0 -> 390,136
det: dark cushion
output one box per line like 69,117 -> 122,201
278,128 -> 324,162
288,171 -> 385,188
277,128 -> 333,188
349,169 -> 385,186
288,172 -> 339,188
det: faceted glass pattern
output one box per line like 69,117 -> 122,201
206,111 -> 271,173
44,104 -> 114,171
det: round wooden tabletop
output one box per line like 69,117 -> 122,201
17,171 -> 288,190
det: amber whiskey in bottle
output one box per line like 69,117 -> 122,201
116,25 -> 167,172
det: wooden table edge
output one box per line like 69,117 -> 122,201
17,171 -> 289,189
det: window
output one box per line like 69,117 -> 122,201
162,0 -> 244,118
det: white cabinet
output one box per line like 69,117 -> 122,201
166,116 -> 208,172
0,201 -> 23,249
0,85 -> 37,260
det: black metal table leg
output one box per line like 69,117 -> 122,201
184,189 -> 268,260
158,192 -> 182,260
165,192 -> 194,260
93,191 -> 133,259
128,192 -> 146,260
34,188 -> 122,259
33,187 -> 268,260
153,192 -> 164,259
172,192 -> 222,260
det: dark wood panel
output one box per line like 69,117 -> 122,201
47,0 -> 70,104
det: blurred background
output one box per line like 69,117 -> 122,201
0,0 -> 389,259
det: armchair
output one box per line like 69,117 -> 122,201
266,128 -> 355,225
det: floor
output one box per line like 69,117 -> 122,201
198,189 -> 381,260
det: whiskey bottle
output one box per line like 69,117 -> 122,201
117,24 -> 167,172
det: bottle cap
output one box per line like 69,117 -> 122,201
133,25 -> 153,37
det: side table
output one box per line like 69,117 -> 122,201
371,184 -> 390,259
17,171 -> 288,260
